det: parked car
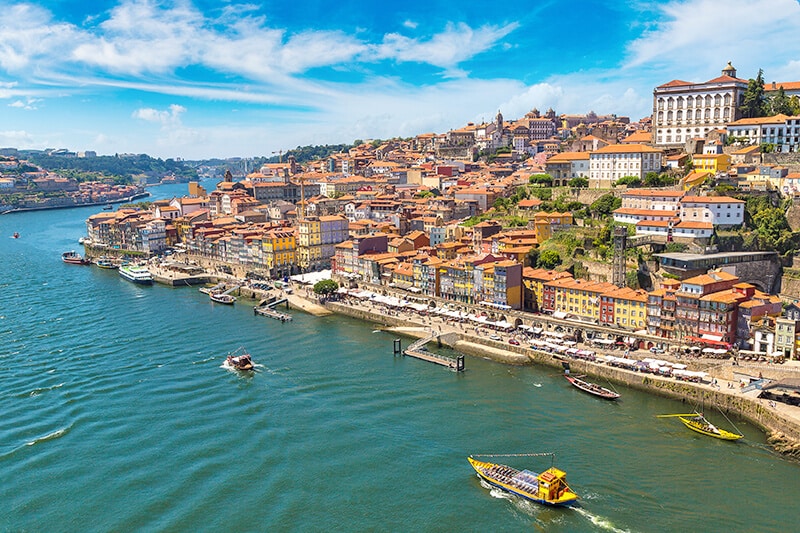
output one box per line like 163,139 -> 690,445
490,335 -> 502,341
508,339 -> 520,345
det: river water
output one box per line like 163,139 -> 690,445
0,181 -> 797,532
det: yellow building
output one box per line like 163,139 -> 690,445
262,229 -> 297,277
547,277 -> 616,322
681,171 -> 713,190
532,212 -> 573,243
691,153 -> 731,174
522,268 -> 572,312
600,287 -> 648,329
297,217 -> 321,270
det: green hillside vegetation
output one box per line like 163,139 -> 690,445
20,152 -> 197,184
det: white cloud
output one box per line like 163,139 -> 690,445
8,97 -> 41,110
624,0 -> 800,80
0,129 -> 37,146
0,4 -> 82,72
403,20 -> 418,30
132,104 -> 187,125
374,22 -> 519,73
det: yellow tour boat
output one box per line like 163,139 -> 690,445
468,455 -> 578,506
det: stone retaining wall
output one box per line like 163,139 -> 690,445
325,300 -> 800,457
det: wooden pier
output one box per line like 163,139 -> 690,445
395,337 -> 465,371
253,297 -> 292,321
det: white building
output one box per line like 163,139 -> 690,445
613,208 -> 678,226
544,152 -> 590,186
727,114 -> 800,152
588,144 -> 663,189
679,195 -> 744,228
141,219 -> 167,253
653,62 -> 748,148
620,189 -> 684,211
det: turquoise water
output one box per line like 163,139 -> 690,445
1,182 -> 798,532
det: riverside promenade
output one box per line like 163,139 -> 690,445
316,288 -> 800,458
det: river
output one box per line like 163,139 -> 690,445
0,180 -> 796,532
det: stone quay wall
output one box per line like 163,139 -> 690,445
325,300 -> 800,457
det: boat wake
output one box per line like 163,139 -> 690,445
26,382 -> 65,397
192,355 -> 217,365
572,506 -> 631,533
26,425 -> 71,447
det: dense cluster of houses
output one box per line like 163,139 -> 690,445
71,61 -> 800,358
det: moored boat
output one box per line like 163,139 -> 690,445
564,374 -> 620,400
658,412 -> 744,441
119,264 -> 153,285
95,257 -> 118,269
468,455 -> 578,507
223,347 -> 254,372
62,250 -> 91,265
210,293 -> 236,305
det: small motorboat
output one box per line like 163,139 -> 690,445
62,250 -> 91,265
12,232 -> 19,239
95,257 -> 118,269
224,347 -> 254,372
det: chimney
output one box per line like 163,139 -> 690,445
772,81 -> 777,90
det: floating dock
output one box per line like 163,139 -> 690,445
253,297 -> 292,321
396,337 -> 465,371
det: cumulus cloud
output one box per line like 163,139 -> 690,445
132,104 -> 187,125
374,22 -> 519,73
8,97 -> 41,110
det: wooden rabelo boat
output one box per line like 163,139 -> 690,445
657,412 -> 743,441
564,374 -> 620,400
468,455 -> 578,507
210,293 -> 236,305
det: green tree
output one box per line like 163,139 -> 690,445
614,175 -> 642,187
569,177 -> 588,188
493,197 -> 511,211
769,86 -> 793,115
589,193 -> 621,217
537,249 -> 562,269
526,248 -> 540,267
740,69 -> 767,118
313,279 -> 339,296
529,174 -> 553,187
625,270 -> 640,290
789,95 -> 800,115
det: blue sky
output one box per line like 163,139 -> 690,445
2,0 -> 800,160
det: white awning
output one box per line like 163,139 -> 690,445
552,311 -> 567,319
701,334 -> 723,342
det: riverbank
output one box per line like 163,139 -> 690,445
1,191 -> 150,214
320,297 -> 800,458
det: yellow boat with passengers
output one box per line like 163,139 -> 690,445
468,454 -> 578,506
